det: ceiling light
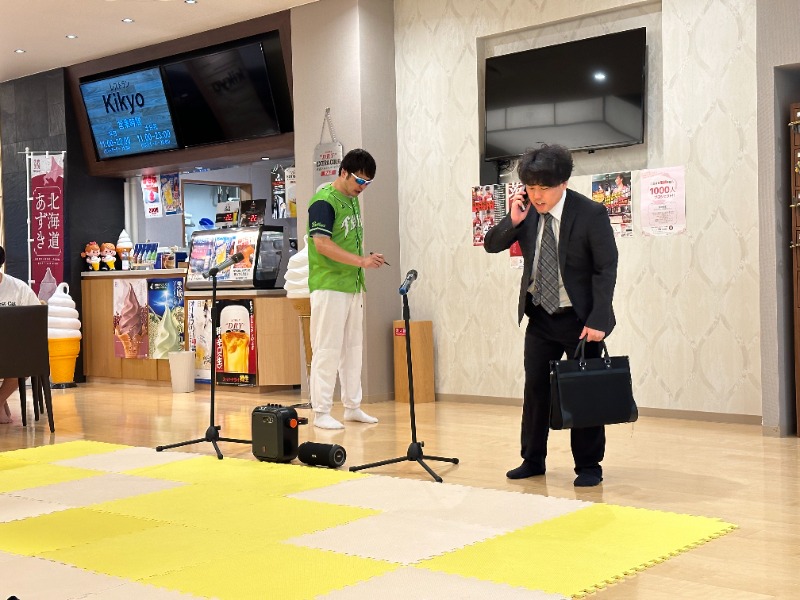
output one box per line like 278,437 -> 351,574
121,18 -> 134,23
594,72 -> 607,81
14,49 -> 26,54
66,34 -> 78,39
185,0 -> 198,4
261,157 -> 270,161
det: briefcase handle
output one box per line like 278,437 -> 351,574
573,339 -> 613,370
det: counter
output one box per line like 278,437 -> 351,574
81,270 -> 301,391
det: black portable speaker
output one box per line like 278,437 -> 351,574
252,404 -> 304,462
297,442 -> 347,468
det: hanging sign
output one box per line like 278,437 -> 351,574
313,108 -> 343,192
141,174 -> 163,219
29,153 -> 65,295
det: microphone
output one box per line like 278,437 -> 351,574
204,251 -> 245,278
398,269 -> 418,295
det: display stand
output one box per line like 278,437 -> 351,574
156,262 -> 250,459
349,273 -> 458,482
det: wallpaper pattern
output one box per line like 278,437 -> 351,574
393,0 -> 760,415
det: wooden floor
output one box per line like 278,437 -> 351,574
1,381 -> 798,599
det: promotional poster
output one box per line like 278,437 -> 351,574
188,299 -> 213,383
161,172 -> 181,215
639,166 -> 687,236
141,174 -> 163,219
592,171 -> 633,237
215,300 -> 257,386
113,279 -> 148,359
147,278 -> 185,359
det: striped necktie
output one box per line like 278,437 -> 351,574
532,213 -> 560,314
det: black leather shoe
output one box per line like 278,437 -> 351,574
506,462 -> 545,479
574,473 -> 603,487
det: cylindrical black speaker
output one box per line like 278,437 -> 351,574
297,442 -> 346,468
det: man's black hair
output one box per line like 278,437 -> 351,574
339,148 -> 376,179
0,245 -> 5,268
517,144 -> 574,187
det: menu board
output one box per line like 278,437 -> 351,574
79,67 -> 179,160
186,226 -> 262,289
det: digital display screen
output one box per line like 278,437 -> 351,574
484,28 -> 646,159
80,67 -> 179,160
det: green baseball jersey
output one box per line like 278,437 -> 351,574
308,184 -> 365,293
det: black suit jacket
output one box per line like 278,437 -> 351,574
484,188 -> 618,333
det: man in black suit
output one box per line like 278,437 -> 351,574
484,145 -> 618,487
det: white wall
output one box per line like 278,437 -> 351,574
392,0 -> 762,418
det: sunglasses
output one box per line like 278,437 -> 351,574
350,173 -> 373,186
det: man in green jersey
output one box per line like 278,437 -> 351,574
308,149 -> 386,429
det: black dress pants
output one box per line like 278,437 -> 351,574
521,298 -> 605,475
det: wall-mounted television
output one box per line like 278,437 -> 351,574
484,28 -> 647,161
79,67 -> 179,160
162,41 -> 281,148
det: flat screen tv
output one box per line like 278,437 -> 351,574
484,28 -> 647,161
79,67 -> 179,160
162,41 -> 282,148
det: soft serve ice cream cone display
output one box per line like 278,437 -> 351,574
284,236 -> 312,379
152,304 -> 180,359
114,281 -> 147,358
116,229 -> 134,271
47,282 -> 82,386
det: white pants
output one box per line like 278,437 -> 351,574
310,289 -> 364,415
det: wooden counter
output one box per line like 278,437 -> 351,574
81,270 -> 301,391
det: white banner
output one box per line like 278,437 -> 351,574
313,142 -> 343,192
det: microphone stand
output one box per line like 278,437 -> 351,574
349,277 -> 459,482
156,265 -> 251,459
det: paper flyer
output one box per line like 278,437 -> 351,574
147,278 -> 185,359
141,174 -> 163,219
471,185 -> 497,246
160,172 -> 182,215
639,166 -> 686,236
592,171 -> 632,237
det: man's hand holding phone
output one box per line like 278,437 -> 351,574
510,188 -> 530,226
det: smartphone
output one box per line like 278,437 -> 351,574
520,189 -> 530,211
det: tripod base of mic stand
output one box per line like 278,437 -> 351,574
348,441 -> 458,483
156,425 -> 251,460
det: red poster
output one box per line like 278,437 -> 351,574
29,154 -> 65,295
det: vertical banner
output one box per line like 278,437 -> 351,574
147,278 -> 185,359
591,171 -> 633,237
160,172 -> 182,215
215,299 -> 258,386
29,154 -> 65,294
271,164 -> 286,219
188,299 -> 213,383
640,166 -> 687,236
285,166 -> 297,218
141,174 -> 163,219
113,279 -> 149,359
314,142 -> 343,192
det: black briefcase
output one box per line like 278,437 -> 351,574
549,340 -> 637,430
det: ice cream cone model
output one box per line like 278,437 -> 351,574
47,282 -> 82,386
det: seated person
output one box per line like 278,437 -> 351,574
0,245 -> 41,424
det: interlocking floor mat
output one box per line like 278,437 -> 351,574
0,441 -> 736,599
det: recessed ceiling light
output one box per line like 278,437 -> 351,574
121,18 -> 134,24
261,157 -> 270,161
185,0 -> 198,4
66,34 -> 78,39
594,72 -> 607,81
14,49 -> 26,54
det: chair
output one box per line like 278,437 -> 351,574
0,304 -> 54,432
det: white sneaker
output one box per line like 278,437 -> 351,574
344,408 -> 378,424
314,413 -> 344,430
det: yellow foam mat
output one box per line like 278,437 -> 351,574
0,463 -> 103,493
127,454 -> 367,495
418,503 -> 737,598
92,485 -> 378,539
144,544 -> 398,600
1,440 -> 127,463
0,507 -> 162,556
0,442 -> 737,599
